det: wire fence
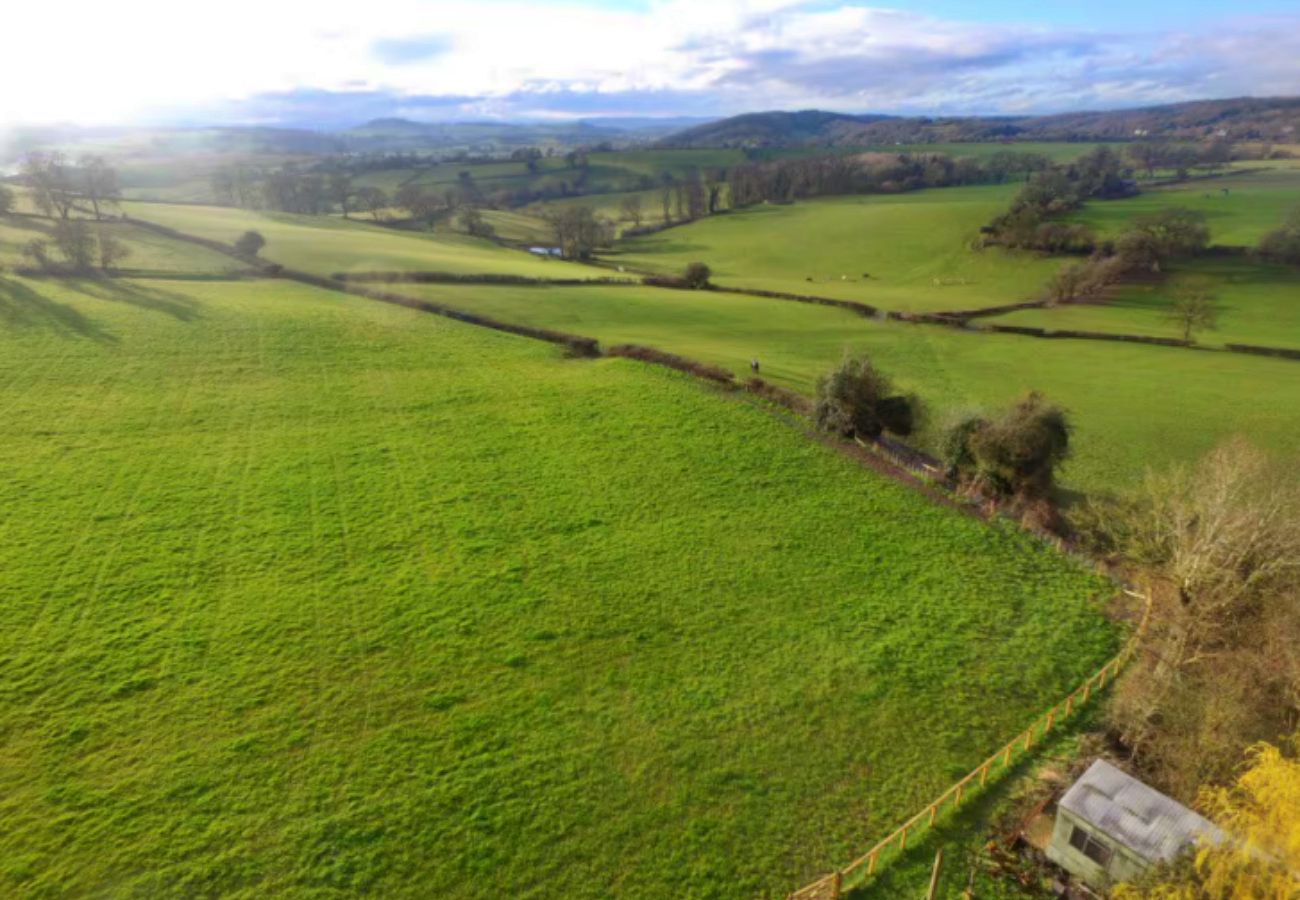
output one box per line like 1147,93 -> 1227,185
787,591 -> 1150,899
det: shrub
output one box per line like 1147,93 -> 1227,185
682,262 -> 712,289
22,239 -> 52,271
234,230 -> 267,257
814,356 -> 919,440
53,220 -> 96,271
1256,205 -> 1300,265
943,392 -> 1071,502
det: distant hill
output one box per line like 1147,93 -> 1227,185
341,117 -> 713,152
661,97 -> 1300,148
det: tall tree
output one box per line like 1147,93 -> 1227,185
620,194 -> 644,227
78,155 -> 121,221
1164,279 -> 1219,342
354,186 -> 389,222
22,151 -> 76,219
329,173 -> 354,218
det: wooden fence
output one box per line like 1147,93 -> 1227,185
787,593 -> 1149,899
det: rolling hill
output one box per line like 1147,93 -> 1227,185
662,96 -> 1300,148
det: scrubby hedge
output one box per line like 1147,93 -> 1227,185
605,344 -> 736,384
333,271 -> 636,286
1225,343 -> 1300,360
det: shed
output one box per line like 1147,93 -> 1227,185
1046,760 -> 1220,891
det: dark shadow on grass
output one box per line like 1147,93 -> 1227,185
66,278 -> 204,322
0,277 -> 118,344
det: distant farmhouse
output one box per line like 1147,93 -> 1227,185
1047,760 -> 1221,892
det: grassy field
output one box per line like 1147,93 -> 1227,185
609,185 -> 1063,313
989,259 -> 1300,349
120,201 -> 599,278
393,281 -> 1300,494
1069,166 -> 1300,246
0,214 -> 245,274
0,275 -> 1114,898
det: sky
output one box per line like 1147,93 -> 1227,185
3,0 -> 1300,127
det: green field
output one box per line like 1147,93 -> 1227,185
120,201 -> 599,278
0,275 -> 1114,898
393,281 -> 1300,494
609,185 -> 1063,313
0,214 -> 245,274
1070,166 -> 1300,246
990,259 -> 1300,350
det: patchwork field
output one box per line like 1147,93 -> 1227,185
990,259 -> 1300,349
1069,165 -> 1300,246
120,201 -> 598,278
0,213 -> 244,275
391,282 -> 1300,494
0,275 -> 1114,898
608,185 -> 1064,313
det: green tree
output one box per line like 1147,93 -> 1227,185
1164,279 -> 1219,342
682,262 -> 711,289
234,230 -> 266,258
53,220 -> 96,270
814,356 -> 918,440
943,392 -> 1070,501
1257,204 -> 1300,264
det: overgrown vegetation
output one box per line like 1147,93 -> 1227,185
1256,203 -> 1300,264
1114,737 -> 1300,899
942,393 -> 1072,526
814,356 -> 919,440
1076,439 -> 1300,802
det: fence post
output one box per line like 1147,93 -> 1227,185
868,850 -> 878,876
980,764 -> 989,787
832,871 -> 842,899
926,848 -> 945,900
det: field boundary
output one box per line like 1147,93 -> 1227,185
330,271 -> 638,286
786,591 -> 1150,900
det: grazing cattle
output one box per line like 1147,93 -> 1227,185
750,359 -> 760,373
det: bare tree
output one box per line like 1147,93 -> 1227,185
544,205 -> 609,259
620,194 -> 644,227
53,220 -> 95,270
1164,278 -> 1219,342
329,173 -> 354,218
78,155 -> 121,221
96,227 -> 131,271
22,151 -> 76,219
354,186 -> 389,222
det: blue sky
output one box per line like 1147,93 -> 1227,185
3,0 -> 1299,126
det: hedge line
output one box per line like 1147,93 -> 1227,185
333,271 -> 637,286
976,323 -> 1192,347
710,285 -> 880,317
605,344 -> 736,384
1225,343 -> 1300,360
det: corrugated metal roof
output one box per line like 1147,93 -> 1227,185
1059,760 -> 1221,863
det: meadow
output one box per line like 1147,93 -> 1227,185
1069,165 -> 1300,246
0,212 -> 246,274
989,259 -> 1300,350
120,201 -> 599,278
392,281 -> 1300,494
0,275 -> 1115,898
608,185 -> 1064,313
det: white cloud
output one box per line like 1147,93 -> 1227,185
1,1 -> 1298,125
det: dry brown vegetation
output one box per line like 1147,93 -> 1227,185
1078,439 -> 1300,801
